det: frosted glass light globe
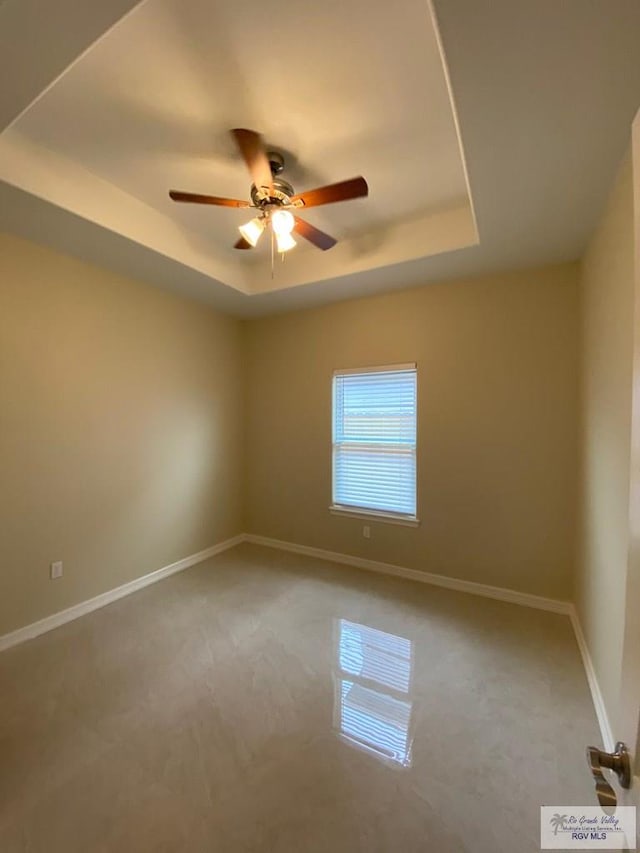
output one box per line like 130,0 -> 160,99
271,209 -> 295,236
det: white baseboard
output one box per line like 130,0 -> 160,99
568,606 -> 615,752
244,533 -> 572,615
0,534 -> 245,653
2,530 -> 612,754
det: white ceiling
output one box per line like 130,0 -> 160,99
0,0 -> 475,298
1,0 -> 640,316
9,0 -> 470,248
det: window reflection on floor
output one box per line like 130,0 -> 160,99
333,619 -> 414,767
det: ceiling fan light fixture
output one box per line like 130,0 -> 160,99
238,216 -> 265,247
169,129 -> 367,255
271,209 -> 295,237
275,231 -> 297,253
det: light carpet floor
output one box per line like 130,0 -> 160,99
0,543 -> 599,852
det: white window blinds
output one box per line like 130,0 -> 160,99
332,365 -> 417,518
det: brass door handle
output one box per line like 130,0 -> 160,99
586,742 -> 631,808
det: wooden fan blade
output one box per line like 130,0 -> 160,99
291,176 -> 368,209
293,216 -> 337,251
169,190 -> 250,208
234,237 -> 253,250
231,128 -> 274,193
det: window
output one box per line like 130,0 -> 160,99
332,364 -> 417,520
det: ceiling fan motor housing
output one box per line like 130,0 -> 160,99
250,175 -> 295,208
249,150 -> 293,207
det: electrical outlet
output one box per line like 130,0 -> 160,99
363,525 -> 371,539
50,561 -> 63,580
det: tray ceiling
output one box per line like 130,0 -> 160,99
2,0 -> 640,316
0,0 -> 475,299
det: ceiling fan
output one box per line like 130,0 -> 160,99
169,128 -> 368,254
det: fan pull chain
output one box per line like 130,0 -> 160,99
270,227 -> 274,279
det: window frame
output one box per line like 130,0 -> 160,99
330,363 -> 419,526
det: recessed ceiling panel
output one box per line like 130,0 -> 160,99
3,0 -> 474,292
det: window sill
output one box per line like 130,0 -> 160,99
329,505 -> 420,527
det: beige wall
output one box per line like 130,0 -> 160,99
0,232 -> 244,636
577,150 -> 636,731
244,263 -> 580,600
0,228 -> 594,634
622,114 -> 640,776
